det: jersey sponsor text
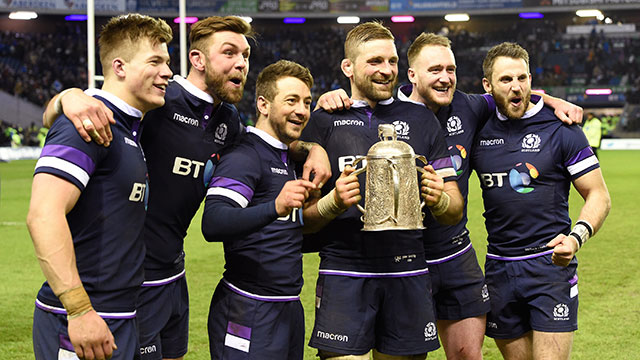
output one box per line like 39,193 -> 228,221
173,156 -> 205,178
173,112 -> 199,127
334,119 -> 365,127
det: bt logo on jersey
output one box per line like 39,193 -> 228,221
337,155 -> 366,172
129,182 -> 147,202
173,156 -> 205,178
479,162 -> 540,194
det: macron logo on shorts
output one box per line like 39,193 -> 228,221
316,330 -> 349,342
225,321 -> 251,353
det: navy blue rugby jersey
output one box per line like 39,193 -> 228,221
140,76 -> 243,281
471,100 -> 599,259
300,98 -> 456,275
34,89 -> 147,315
204,127 -> 304,297
399,85 -> 495,261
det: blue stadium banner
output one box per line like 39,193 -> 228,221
280,0 -> 329,11
137,0 -> 257,13
1,0 -> 126,11
390,0 -> 524,11
524,0 -> 640,5
329,0 -> 389,12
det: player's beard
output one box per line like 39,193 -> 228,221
354,71 -> 397,102
493,88 -> 531,120
204,61 -> 246,104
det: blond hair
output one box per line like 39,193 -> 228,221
344,21 -> 394,61
407,32 -> 451,67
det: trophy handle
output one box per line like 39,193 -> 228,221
351,157 -> 367,214
389,159 -> 400,223
416,155 -> 428,212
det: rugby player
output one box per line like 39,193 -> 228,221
472,42 -> 610,360
301,22 -> 464,360
28,14 -> 172,360
201,60 -> 360,360
42,16 -> 330,360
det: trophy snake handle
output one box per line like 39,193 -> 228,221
351,157 -> 367,214
416,155 -> 429,213
390,160 -> 400,223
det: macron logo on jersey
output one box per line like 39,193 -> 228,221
271,167 -> 289,175
173,112 -> 199,127
479,138 -> 505,146
124,137 -> 138,148
334,119 -> 365,127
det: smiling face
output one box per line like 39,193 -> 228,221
258,76 -> 312,145
201,30 -> 250,104
343,39 -> 398,106
408,44 -> 457,112
123,38 -> 172,113
483,56 -> 533,120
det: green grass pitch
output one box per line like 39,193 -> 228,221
1,150 -> 639,359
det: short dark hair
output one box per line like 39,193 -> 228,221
189,16 -> 254,53
99,13 -> 172,70
482,42 -> 530,82
255,60 -> 313,115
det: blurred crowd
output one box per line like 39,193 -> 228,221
1,18 -> 639,128
0,120 -> 47,147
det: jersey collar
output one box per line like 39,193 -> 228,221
85,88 -> 142,118
173,75 -> 214,104
497,97 -> 544,121
351,97 -> 395,108
246,126 -> 288,150
397,84 -> 426,107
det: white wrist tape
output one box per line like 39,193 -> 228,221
317,189 -> 346,220
53,88 -> 74,115
430,192 -> 450,217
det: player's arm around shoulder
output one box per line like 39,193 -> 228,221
289,140 -> 331,189
44,88 -> 115,146
27,174 -> 117,359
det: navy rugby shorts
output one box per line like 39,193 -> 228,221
33,306 -> 139,359
428,246 -> 490,320
138,275 -> 189,359
309,273 -> 440,356
207,281 -> 304,360
484,254 -> 579,339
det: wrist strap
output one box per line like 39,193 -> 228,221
58,286 -> 93,320
576,220 -> 594,237
53,88 -> 74,115
430,192 -> 450,216
570,221 -> 592,249
317,189 -> 346,220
